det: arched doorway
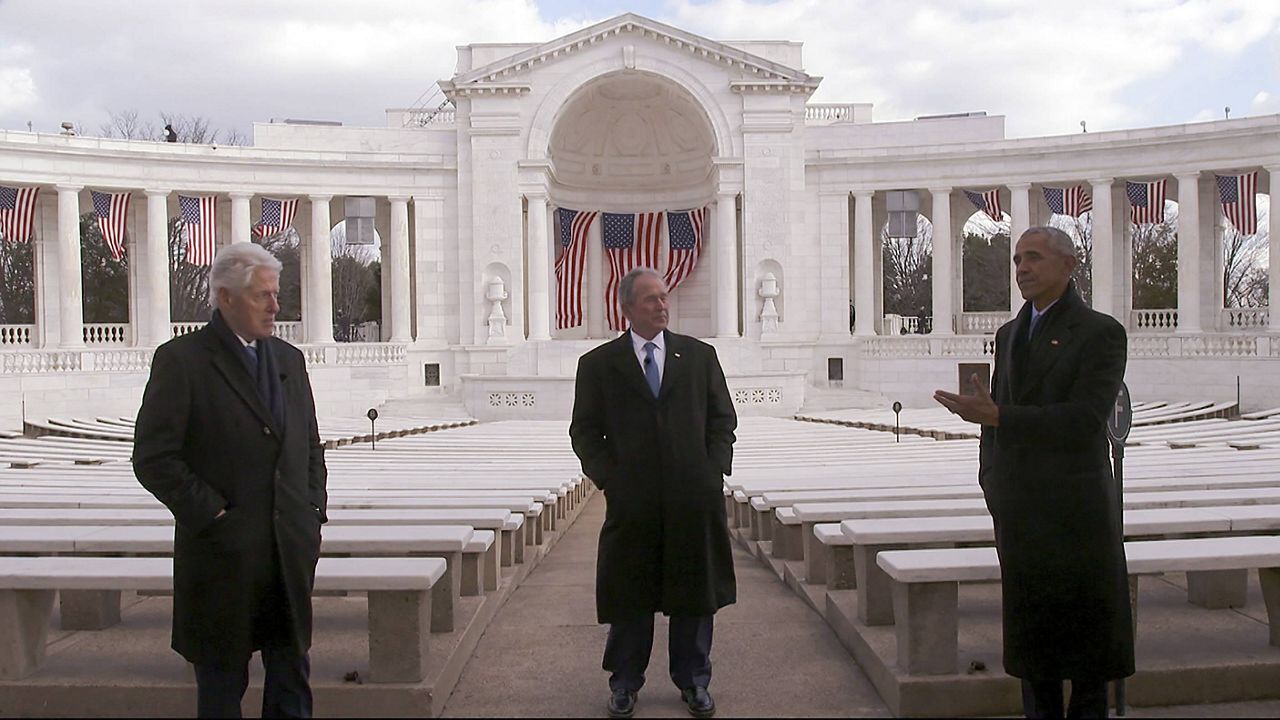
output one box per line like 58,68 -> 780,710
544,70 -> 718,339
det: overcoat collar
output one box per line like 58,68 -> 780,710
608,329 -> 688,404
1007,283 -> 1085,401
202,313 -> 283,435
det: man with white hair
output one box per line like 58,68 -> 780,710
134,242 -> 327,718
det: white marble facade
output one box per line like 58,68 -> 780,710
1,13 -> 1278,423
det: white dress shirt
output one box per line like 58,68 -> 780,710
629,330 -> 665,385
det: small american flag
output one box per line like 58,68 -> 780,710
0,185 -> 40,244
554,208 -> 596,329
254,197 -> 299,239
1042,185 -> 1093,218
1126,180 -> 1167,225
1216,172 -> 1258,235
663,207 -> 705,293
90,190 -> 131,260
602,211 -> 662,332
178,194 -> 218,266
963,189 -> 1004,222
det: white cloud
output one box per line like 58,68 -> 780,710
1251,91 -> 1280,116
0,67 -> 37,116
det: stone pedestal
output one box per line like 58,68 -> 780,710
0,589 -> 55,680
59,590 -> 121,630
367,590 -> 432,683
891,580 -> 959,675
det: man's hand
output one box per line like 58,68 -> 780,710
934,374 -> 1000,426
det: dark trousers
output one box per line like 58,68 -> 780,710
1021,678 -> 1109,719
194,646 -> 312,718
603,614 -> 713,693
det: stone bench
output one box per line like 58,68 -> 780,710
875,535 -> 1280,676
0,555 -> 447,683
0,524 -> 481,635
460,530 -> 499,596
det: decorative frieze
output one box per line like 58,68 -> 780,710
732,387 -> 782,405
489,392 -> 536,408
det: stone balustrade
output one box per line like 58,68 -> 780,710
83,324 -> 130,346
1132,309 -> 1179,332
959,312 -> 1008,335
0,325 -> 34,347
1222,307 -> 1269,331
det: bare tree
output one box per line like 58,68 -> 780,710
168,218 -> 211,322
1050,213 -> 1093,305
1131,205 -> 1179,310
330,228 -> 380,342
1222,199 -> 1270,308
882,215 -> 933,329
98,109 -> 156,141
0,240 -> 34,325
95,109 -> 246,146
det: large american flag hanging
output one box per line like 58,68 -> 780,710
662,207 -> 705,293
0,185 -> 40,244
254,197 -> 299,239
179,194 -> 218,266
90,190 -> 131,260
963,189 -> 1004,222
554,208 -> 596,329
1042,185 -> 1093,218
1126,180 -> 1167,225
1216,172 -> 1258,235
602,211 -> 662,332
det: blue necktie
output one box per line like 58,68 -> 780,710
244,344 -> 259,376
643,342 -> 660,398
1028,312 -> 1043,340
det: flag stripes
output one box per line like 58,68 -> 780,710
0,185 -> 40,244
90,190 -> 131,260
178,194 -> 218,266
255,197 -> 300,239
1042,185 -> 1093,218
602,212 -> 662,332
554,208 -> 596,329
963,189 -> 1004,222
1126,180 -> 1167,225
1216,172 -> 1258,235
662,207 -> 705,293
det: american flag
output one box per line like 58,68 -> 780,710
90,190 -> 131,260
662,207 -> 705,293
963,189 -> 1004,222
1216,172 -> 1258,235
1042,185 -> 1093,218
1126,180 -> 1167,225
0,185 -> 40,244
554,208 -> 596,329
179,194 -> 218,266
602,211 -> 662,332
254,197 -> 299,239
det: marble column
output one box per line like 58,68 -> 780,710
1269,166 -> 1280,332
525,191 -> 551,341
230,192 -> 252,244
388,196 -> 412,342
853,190 -> 875,336
306,195 -> 334,344
818,191 -> 851,339
715,192 -> 739,338
144,190 -> 172,345
1175,173 -> 1202,333
1090,179 -> 1116,318
1008,183 -> 1032,315
56,185 -> 85,348
930,188 -> 954,336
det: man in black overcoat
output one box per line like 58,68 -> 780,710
134,242 -> 328,718
936,226 -> 1134,718
570,267 -> 738,719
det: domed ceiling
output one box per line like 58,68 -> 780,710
549,72 -> 715,191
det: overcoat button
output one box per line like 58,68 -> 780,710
263,427 -> 271,435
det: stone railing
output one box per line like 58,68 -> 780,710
396,107 -> 456,127
804,104 -> 859,124
0,348 -> 151,374
881,314 -> 923,335
0,324 -> 34,346
863,333 -> 1280,360
959,312 -> 1009,335
170,321 -> 303,341
289,342 -> 406,367
1131,309 -> 1178,332
83,323 -> 130,346
1221,307 -> 1268,331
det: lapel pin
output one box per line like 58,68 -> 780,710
674,353 -> 681,358
1050,339 -> 1060,346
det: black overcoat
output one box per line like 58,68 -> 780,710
569,330 -> 738,624
980,285 -> 1135,681
133,319 -> 327,666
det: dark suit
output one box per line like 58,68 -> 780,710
569,330 -> 737,692
134,311 -> 327,718
980,285 -> 1134,717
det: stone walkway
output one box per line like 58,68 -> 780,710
441,494 -> 890,717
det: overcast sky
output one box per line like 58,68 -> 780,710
1,0 -> 1277,141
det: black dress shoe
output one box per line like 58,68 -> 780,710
607,688 -> 637,718
681,687 -> 716,718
